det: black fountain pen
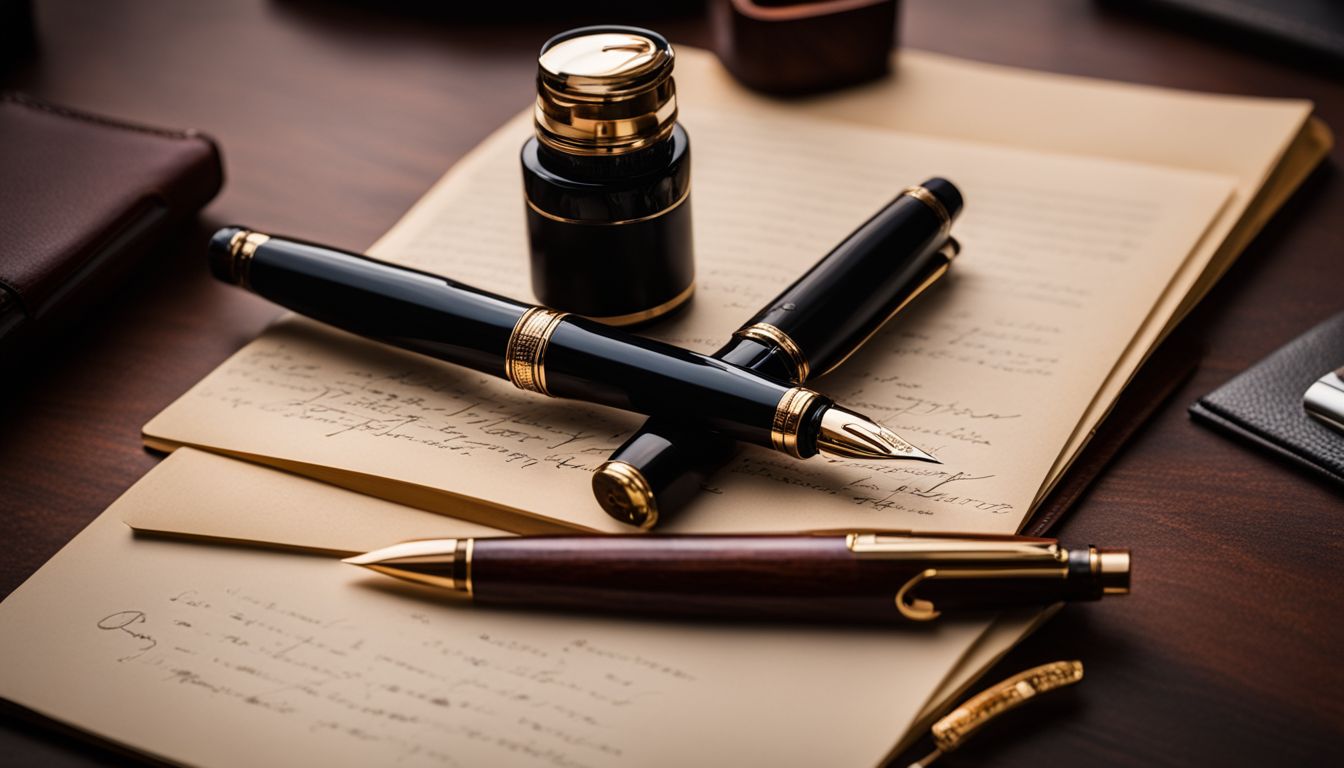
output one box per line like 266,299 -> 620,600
345,532 -> 1131,623
596,179 -> 962,527
208,228 -> 937,464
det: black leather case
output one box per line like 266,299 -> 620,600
1190,311 -> 1344,488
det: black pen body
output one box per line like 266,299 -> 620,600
225,233 -> 528,377
207,228 -> 825,453
742,177 -> 961,378
596,180 -> 962,527
543,316 -> 829,449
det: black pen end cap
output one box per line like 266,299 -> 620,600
207,226 -> 246,283
921,177 -> 964,220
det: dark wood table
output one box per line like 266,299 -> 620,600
3,1 -> 1341,765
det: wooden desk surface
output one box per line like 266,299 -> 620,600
2,1 -> 1341,765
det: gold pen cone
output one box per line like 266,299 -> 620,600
343,539 -> 472,595
815,405 -> 940,463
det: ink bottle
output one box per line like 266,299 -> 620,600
521,26 -> 694,326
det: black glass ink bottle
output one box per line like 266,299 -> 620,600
521,26 -> 695,326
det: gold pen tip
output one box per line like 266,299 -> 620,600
815,405 -> 941,463
339,539 -> 462,568
338,539 -> 471,595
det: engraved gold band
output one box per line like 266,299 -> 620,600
734,322 -> 810,383
771,387 -> 822,458
902,185 -> 952,237
505,307 -> 569,395
931,661 -> 1084,752
593,460 -> 659,529
524,184 -> 691,226
584,280 -> 696,327
226,230 -> 270,289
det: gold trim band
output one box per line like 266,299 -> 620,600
592,460 -> 659,529
734,322 -> 810,383
902,185 -> 951,237
584,280 -> 696,327
525,185 -> 690,227
226,230 -> 270,289
534,94 -> 678,157
462,538 -> 474,597
771,387 -> 822,459
505,307 -> 568,395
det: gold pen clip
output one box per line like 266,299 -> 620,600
909,660 -> 1085,767
846,533 -> 1062,561
846,534 -> 1068,621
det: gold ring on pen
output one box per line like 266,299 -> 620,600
771,387 -> 822,458
505,307 -> 568,395
902,185 -> 952,237
735,322 -> 810,383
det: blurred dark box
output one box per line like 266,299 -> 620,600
0,94 -> 223,357
710,0 -> 899,95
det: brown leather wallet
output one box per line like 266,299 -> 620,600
0,93 -> 223,355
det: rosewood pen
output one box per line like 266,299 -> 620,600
345,532 -> 1130,623
595,180 -> 962,528
208,228 -> 939,464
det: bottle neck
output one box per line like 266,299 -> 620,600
534,131 -> 676,181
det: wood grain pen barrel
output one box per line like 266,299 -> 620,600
346,533 -> 1131,624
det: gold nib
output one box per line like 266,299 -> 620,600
816,405 -> 940,463
342,539 -> 472,596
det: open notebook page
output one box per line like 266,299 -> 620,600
146,103 -> 1232,535
695,47 -> 1323,501
1,448 -> 1004,768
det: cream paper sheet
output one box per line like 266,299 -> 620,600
143,102 -> 1234,536
117,449 -> 1055,761
0,448 -> 1007,768
543,47 -> 1328,508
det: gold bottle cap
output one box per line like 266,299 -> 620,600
534,26 -> 678,156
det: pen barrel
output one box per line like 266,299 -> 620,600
210,229 -> 529,378
208,229 -> 827,453
544,316 -> 821,450
740,178 -> 961,379
467,536 -> 1117,623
